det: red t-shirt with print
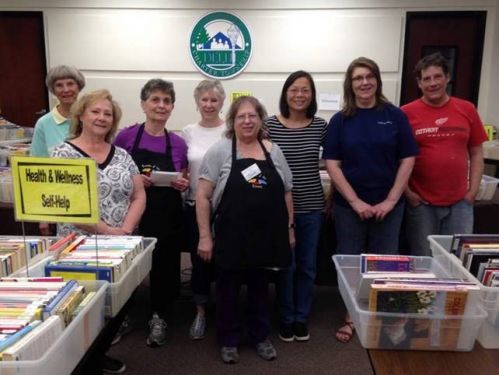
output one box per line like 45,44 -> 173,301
401,97 -> 487,205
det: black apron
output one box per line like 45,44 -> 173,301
130,124 -> 183,235
213,137 -> 291,269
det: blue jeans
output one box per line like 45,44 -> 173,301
405,199 -> 473,256
278,211 -> 323,325
334,202 -> 404,255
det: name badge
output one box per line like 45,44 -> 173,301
241,163 -> 261,181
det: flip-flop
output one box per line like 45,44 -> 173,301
335,321 -> 355,343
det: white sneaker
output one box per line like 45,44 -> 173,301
189,313 -> 206,340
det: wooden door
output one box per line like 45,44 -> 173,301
400,11 -> 486,106
0,11 -> 48,127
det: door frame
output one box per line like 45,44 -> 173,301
400,11 -> 486,106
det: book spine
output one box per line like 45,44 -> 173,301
45,264 -> 113,282
0,320 -> 41,352
42,280 -> 77,319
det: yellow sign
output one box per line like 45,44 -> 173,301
484,124 -> 495,141
10,156 -> 99,224
230,91 -> 252,103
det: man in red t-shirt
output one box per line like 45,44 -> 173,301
401,53 -> 488,256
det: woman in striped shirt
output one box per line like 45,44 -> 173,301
267,70 -> 328,342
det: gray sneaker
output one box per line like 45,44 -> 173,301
111,315 -> 133,345
220,346 -> 239,364
146,313 -> 167,347
256,338 -> 277,361
189,313 -> 206,339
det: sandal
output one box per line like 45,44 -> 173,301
336,320 -> 355,343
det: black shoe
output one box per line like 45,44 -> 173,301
102,355 -> 126,374
278,323 -> 294,342
293,322 -> 310,342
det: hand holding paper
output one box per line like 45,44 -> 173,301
150,171 -> 181,187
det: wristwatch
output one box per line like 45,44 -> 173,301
288,223 -> 295,229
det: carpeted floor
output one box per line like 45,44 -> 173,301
107,275 -> 374,375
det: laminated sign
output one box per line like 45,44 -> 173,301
10,156 -> 99,223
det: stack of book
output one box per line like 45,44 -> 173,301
357,254 -> 436,301
44,235 -> 144,282
0,277 -> 95,361
0,237 -> 49,276
451,234 -> 499,286
361,254 -> 481,349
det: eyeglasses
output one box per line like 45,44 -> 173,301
351,73 -> 376,83
235,113 -> 259,121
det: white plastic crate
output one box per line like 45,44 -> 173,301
0,280 -> 106,375
476,175 -> 499,200
10,237 -> 156,318
105,237 -> 155,317
429,235 -> 499,348
332,254 -> 486,351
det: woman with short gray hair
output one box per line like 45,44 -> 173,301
30,64 -> 85,235
181,79 -> 226,340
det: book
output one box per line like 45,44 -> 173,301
45,263 -> 114,282
450,234 -> 499,258
368,285 -> 470,316
71,291 -> 96,317
360,254 -> 413,273
0,277 -> 64,283
356,271 -> 436,301
0,320 -> 41,352
42,280 -> 78,320
1,315 -> 64,361
54,285 -> 85,326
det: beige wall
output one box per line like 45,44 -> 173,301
0,0 -> 497,129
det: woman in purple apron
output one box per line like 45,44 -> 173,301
114,79 -> 189,347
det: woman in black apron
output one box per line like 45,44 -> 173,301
114,79 -> 189,348
196,96 -> 294,364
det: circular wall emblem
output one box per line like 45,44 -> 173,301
189,11 -> 252,79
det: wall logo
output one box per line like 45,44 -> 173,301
189,11 -> 252,79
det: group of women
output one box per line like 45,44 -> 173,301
31,55 -> 417,369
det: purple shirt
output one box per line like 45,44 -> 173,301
114,123 -> 188,172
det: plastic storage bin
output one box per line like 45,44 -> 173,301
12,237 -> 156,317
0,280 -> 106,375
476,175 -> 499,200
429,235 -> 499,348
105,237 -> 155,317
332,254 -> 486,351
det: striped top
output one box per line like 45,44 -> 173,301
267,115 -> 328,213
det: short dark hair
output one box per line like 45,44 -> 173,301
414,52 -> 450,80
140,79 -> 175,103
279,70 -> 317,119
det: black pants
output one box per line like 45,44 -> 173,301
140,217 -> 182,319
184,203 -> 216,306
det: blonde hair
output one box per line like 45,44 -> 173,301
69,89 -> 122,143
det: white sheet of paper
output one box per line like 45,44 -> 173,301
150,171 -> 180,187
318,93 -> 341,111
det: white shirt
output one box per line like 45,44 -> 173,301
181,122 -> 226,201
